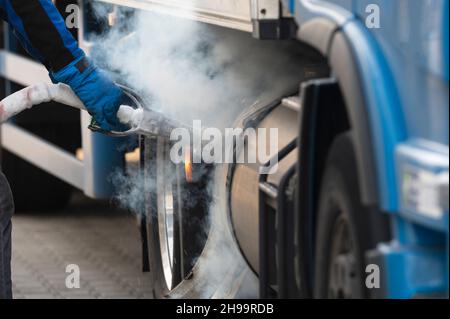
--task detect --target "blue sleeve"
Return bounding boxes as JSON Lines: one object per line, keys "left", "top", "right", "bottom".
{"left": 0, "top": 0, "right": 85, "bottom": 71}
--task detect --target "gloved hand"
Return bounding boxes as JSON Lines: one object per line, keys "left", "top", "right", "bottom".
{"left": 50, "top": 56, "right": 124, "bottom": 132}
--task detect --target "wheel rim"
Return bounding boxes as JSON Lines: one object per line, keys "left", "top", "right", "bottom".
{"left": 152, "top": 137, "right": 212, "bottom": 293}
{"left": 157, "top": 141, "right": 179, "bottom": 290}
{"left": 327, "top": 214, "right": 361, "bottom": 299}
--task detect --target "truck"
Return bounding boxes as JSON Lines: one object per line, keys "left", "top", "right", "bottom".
{"left": 0, "top": 0, "right": 448, "bottom": 299}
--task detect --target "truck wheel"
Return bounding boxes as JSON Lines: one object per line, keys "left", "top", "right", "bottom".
{"left": 142, "top": 137, "right": 210, "bottom": 298}
{"left": 1, "top": 123, "right": 78, "bottom": 211}
{"left": 313, "top": 132, "right": 386, "bottom": 299}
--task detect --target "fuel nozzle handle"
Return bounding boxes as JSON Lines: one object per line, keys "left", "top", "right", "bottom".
{"left": 0, "top": 82, "right": 142, "bottom": 137}
{"left": 0, "top": 82, "right": 184, "bottom": 138}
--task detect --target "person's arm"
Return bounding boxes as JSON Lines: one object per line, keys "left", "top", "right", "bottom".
{"left": 0, "top": 0, "right": 123, "bottom": 131}
{"left": 1, "top": 0, "right": 83, "bottom": 71}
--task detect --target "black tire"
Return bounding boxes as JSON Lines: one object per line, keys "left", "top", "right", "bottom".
{"left": 313, "top": 132, "right": 389, "bottom": 299}
{"left": 142, "top": 137, "right": 211, "bottom": 298}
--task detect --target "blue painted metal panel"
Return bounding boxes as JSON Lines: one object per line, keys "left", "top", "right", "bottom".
{"left": 293, "top": 0, "right": 448, "bottom": 218}
{"left": 281, "top": 0, "right": 296, "bottom": 13}
{"left": 352, "top": 0, "right": 449, "bottom": 145}
{"left": 443, "top": 0, "right": 449, "bottom": 81}
{"left": 293, "top": 0, "right": 408, "bottom": 211}
{"left": 295, "top": 0, "right": 353, "bottom": 25}
{"left": 90, "top": 133, "right": 125, "bottom": 198}
{"left": 293, "top": 0, "right": 449, "bottom": 298}
{"left": 375, "top": 239, "right": 448, "bottom": 298}
{"left": 343, "top": 20, "right": 407, "bottom": 212}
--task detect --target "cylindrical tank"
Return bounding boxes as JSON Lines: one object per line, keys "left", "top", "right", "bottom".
{"left": 230, "top": 97, "right": 299, "bottom": 274}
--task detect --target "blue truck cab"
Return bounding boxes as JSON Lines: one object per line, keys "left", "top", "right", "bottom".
{"left": 285, "top": 0, "right": 449, "bottom": 298}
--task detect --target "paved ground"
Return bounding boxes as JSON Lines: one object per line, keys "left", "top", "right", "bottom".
{"left": 11, "top": 193, "right": 153, "bottom": 299}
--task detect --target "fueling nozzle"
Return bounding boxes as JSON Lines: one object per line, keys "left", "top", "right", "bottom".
{"left": 92, "top": 84, "right": 191, "bottom": 137}
{"left": 86, "top": 84, "right": 143, "bottom": 137}
{"left": 116, "top": 104, "right": 191, "bottom": 138}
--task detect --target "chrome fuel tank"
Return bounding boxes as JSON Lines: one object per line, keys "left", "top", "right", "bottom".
{"left": 230, "top": 96, "right": 300, "bottom": 274}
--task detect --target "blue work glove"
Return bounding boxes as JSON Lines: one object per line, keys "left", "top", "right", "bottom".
{"left": 50, "top": 56, "right": 124, "bottom": 132}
